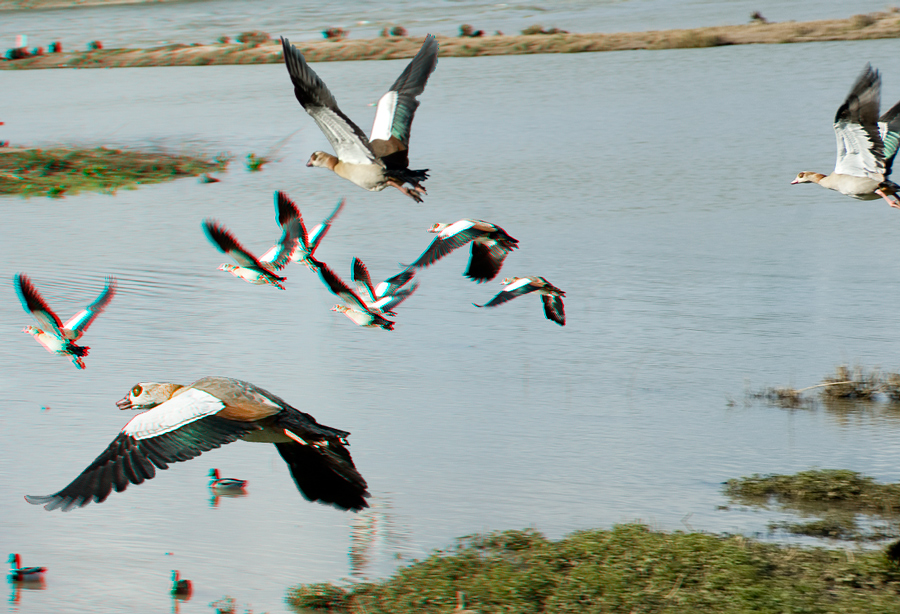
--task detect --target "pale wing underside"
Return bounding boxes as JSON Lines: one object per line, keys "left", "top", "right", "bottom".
{"left": 309, "top": 198, "right": 346, "bottom": 251}
{"left": 63, "top": 277, "right": 117, "bottom": 338}
{"left": 834, "top": 121, "right": 883, "bottom": 178}
{"left": 123, "top": 388, "right": 225, "bottom": 440}
{"left": 281, "top": 38, "right": 376, "bottom": 165}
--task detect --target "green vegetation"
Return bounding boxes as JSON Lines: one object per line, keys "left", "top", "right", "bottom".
{"left": 0, "top": 147, "right": 229, "bottom": 197}
{"left": 286, "top": 524, "right": 900, "bottom": 613}
{"left": 725, "top": 469, "right": 900, "bottom": 541}
{"left": 245, "top": 152, "right": 267, "bottom": 172}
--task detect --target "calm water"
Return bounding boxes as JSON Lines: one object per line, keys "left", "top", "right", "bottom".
{"left": 0, "top": 0, "right": 892, "bottom": 51}
{"left": 4, "top": 28, "right": 900, "bottom": 614}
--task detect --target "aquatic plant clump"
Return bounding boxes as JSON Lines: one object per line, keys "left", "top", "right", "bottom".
{"left": 0, "top": 147, "right": 229, "bottom": 197}
{"left": 287, "top": 524, "right": 900, "bottom": 613}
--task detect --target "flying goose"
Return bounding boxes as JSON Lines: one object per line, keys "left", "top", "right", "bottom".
{"left": 309, "top": 257, "right": 395, "bottom": 330}
{"left": 475, "top": 277, "right": 566, "bottom": 326}
{"left": 25, "top": 376, "right": 370, "bottom": 512}
{"left": 792, "top": 64, "right": 900, "bottom": 208}
{"left": 281, "top": 35, "right": 439, "bottom": 202}
{"left": 203, "top": 192, "right": 301, "bottom": 289}
{"left": 351, "top": 257, "right": 419, "bottom": 315}
{"left": 208, "top": 468, "right": 247, "bottom": 492}
{"left": 409, "top": 220, "right": 518, "bottom": 282}
{"left": 7, "top": 555, "right": 46, "bottom": 582}
{"left": 287, "top": 197, "right": 346, "bottom": 270}
{"left": 14, "top": 273, "right": 116, "bottom": 370}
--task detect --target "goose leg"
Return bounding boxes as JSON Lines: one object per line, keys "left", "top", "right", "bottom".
{"left": 875, "top": 188, "right": 900, "bottom": 209}
{"left": 385, "top": 179, "right": 424, "bottom": 203}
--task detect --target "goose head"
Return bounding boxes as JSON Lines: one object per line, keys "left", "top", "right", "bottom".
{"left": 791, "top": 172, "right": 824, "bottom": 185}
{"left": 8, "top": 554, "right": 19, "bottom": 568}
{"left": 307, "top": 151, "right": 338, "bottom": 169}
{"left": 428, "top": 223, "right": 450, "bottom": 234}
{"left": 218, "top": 264, "right": 238, "bottom": 273}
{"left": 331, "top": 305, "right": 350, "bottom": 314}
{"left": 116, "top": 382, "right": 183, "bottom": 411}
{"left": 21, "top": 325, "right": 40, "bottom": 336}
{"left": 500, "top": 277, "right": 518, "bottom": 285}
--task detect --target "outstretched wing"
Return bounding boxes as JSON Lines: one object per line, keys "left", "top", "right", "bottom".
{"left": 282, "top": 37, "right": 376, "bottom": 165}
{"left": 351, "top": 257, "right": 377, "bottom": 303}
{"left": 275, "top": 441, "right": 369, "bottom": 511}
{"left": 203, "top": 220, "right": 268, "bottom": 271}
{"left": 63, "top": 276, "right": 117, "bottom": 339}
{"left": 369, "top": 34, "right": 439, "bottom": 161}
{"left": 833, "top": 64, "right": 884, "bottom": 179}
{"left": 465, "top": 241, "right": 514, "bottom": 283}
{"left": 410, "top": 220, "right": 481, "bottom": 269}
{"left": 879, "top": 98, "right": 900, "bottom": 177}
{"left": 374, "top": 268, "right": 415, "bottom": 298}
{"left": 541, "top": 295, "right": 566, "bottom": 326}
{"left": 312, "top": 258, "right": 373, "bottom": 314}
{"left": 308, "top": 198, "right": 346, "bottom": 252}
{"left": 474, "top": 278, "right": 536, "bottom": 309}
{"left": 25, "top": 389, "right": 254, "bottom": 512}
{"left": 14, "top": 273, "right": 65, "bottom": 337}
{"left": 372, "top": 281, "right": 419, "bottom": 313}
{"left": 259, "top": 192, "right": 302, "bottom": 270}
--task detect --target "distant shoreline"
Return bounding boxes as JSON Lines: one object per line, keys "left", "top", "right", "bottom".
{"left": 2, "top": 11, "right": 900, "bottom": 70}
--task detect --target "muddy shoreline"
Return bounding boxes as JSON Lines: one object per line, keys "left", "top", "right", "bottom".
{"left": 2, "top": 11, "right": 899, "bottom": 70}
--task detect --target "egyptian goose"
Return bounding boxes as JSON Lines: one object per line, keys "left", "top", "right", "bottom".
{"left": 14, "top": 273, "right": 116, "bottom": 370}
{"left": 792, "top": 64, "right": 900, "bottom": 208}
{"left": 203, "top": 191, "right": 301, "bottom": 289}
{"left": 410, "top": 220, "right": 518, "bottom": 282}
{"left": 308, "top": 257, "right": 395, "bottom": 330}
{"left": 7, "top": 554, "right": 46, "bottom": 582}
{"left": 281, "top": 35, "right": 438, "bottom": 202}
{"left": 289, "top": 197, "right": 346, "bottom": 270}
{"left": 475, "top": 277, "right": 565, "bottom": 326}
{"left": 208, "top": 468, "right": 247, "bottom": 492}
{"left": 25, "top": 376, "right": 369, "bottom": 511}
{"left": 171, "top": 570, "right": 192, "bottom": 597}
{"left": 351, "top": 257, "right": 419, "bottom": 315}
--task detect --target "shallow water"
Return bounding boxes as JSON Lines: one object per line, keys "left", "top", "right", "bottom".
{"left": 0, "top": 0, "right": 891, "bottom": 53}
{"left": 4, "top": 32, "right": 900, "bottom": 614}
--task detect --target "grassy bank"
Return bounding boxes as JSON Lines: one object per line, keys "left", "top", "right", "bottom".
{"left": 286, "top": 524, "right": 900, "bottom": 613}
{"left": 751, "top": 364, "right": 900, "bottom": 409}
{"left": 0, "top": 146, "right": 229, "bottom": 197}
{"left": 4, "top": 11, "right": 900, "bottom": 70}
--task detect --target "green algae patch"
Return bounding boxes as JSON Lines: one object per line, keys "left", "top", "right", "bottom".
{"left": 0, "top": 146, "right": 229, "bottom": 197}
{"left": 286, "top": 524, "right": 900, "bottom": 613}
{"left": 725, "top": 470, "right": 900, "bottom": 541}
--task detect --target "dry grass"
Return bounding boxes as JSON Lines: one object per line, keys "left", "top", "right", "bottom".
{"left": 5, "top": 11, "right": 900, "bottom": 70}
{"left": 750, "top": 364, "right": 900, "bottom": 409}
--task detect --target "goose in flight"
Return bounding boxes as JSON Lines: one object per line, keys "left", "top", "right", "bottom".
{"left": 288, "top": 197, "right": 346, "bottom": 270}
{"left": 281, "top": 35, "right": 438, "bottom": 202}
{"left": 309, "top": 257, "right": 395, "bottom": 330}
{"left": 25, "top": 376, "right": 369, "bottom": 512}
{"left": 792, "top": 64, "right": 900, "bottom": 208}
{"left": 14, "top": 273, "right": 116, "bottom": 370}
{"left": 475, "top": 277, "right": 566, "bottom": 326}
{"left": 409, "top": 219, "right": 518, "bottom": 282}
{"left": 351, "top": 257, "right": 419, "bottom": 316}
{"left": 203, "top": 191, "right": 301, "bottom": 289}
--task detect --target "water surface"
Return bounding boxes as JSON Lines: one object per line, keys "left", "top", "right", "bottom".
{"left": 4, "top": 36, "right": 900, "bottom": 614}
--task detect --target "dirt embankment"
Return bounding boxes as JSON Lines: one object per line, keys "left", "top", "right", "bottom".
{"left": 2, "top": 11, "right": 900, "bottom": 70}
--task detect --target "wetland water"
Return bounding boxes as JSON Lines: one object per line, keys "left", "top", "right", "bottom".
{"left": 5, "top": 36, "right": 900, "bottom": 614}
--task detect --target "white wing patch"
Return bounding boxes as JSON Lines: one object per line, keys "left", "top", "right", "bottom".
{"left": 123, "top": 388, "right": 225, "bottom": 440}
{"left": 834, "top": 121, "right": 883, "bottom": 179}
{"left": 441, "top": 219, "right": 477, "bottom": 238}
{"left": 310, "top": 109, "right": 376, "bottom": 165}
{"left": 370, "top": 91, "right": 398, "bottom": 142}
{"left": 503, "top": 278, "right": 534, "bottom": 293}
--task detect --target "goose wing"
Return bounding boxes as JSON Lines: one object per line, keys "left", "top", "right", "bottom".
{"left": 351, "top": 257, "right": 377, "bottom": 304}
{"left": 62, "top": 276, "right": 117, "bottom": 339}
{"left": 281, "top": 37, "right": 376, "bottom": 165}
{"left": 369, "top": 35, "right": 439, "bottom": 160}
{"left": 14, "top": 273, "right": 65, "bottom": 338}
{"left": 879, "top": 98, "right": 900, "bottom": 177}
{"left": 25, "top": 389, "right": 256, "bottom": 511}
{"left": 833, "top": 64, "right": 885, "bottom": 179}
{"left": 308, "top": 198, "right": 346, "bottom": 252}
{"left": 259, "top": 192, "right": 302, "bottom": 270}
{"left": 372, "top": 281, "right": 419, "bottom": 313}
{"left": 374, "top": 268, "right": 415, "bottom": 298}
{"left": 312, "top": 258, "right": 374, "bottom": 314}
{"left": 410, "top": 220, "right": 482, "bottom": 269}
{"left": 203, "top": 220, "right": 269, "bottom": 271}
{"left": 474, "top": 277, "right": 537, "bottom": 309}
{"left": 541, "top": 294, "right": 566, "bottom": 326}
{"left": 465, "top": 239, "right": 517, "bottom": 283}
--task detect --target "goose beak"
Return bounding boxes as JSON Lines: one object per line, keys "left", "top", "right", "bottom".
{"left": 116, "top": 397, "right": 133, "bottom": 410}
{"left": 306, "top": 160, "right": 313, "bottom": 168}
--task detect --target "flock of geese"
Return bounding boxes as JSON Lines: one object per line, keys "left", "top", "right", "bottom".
{"left": 10, "top": 33, "right": 900, "bottom": 593}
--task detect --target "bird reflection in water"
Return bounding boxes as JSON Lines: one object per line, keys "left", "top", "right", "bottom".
{"left": 209, "top": 490, "right": 248, "bottom": 508}
{"left": 348, "top": 497, "right": 413, "bottom": 577}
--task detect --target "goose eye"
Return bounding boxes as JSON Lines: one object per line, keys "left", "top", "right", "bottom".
{"left": 132, "top": 385, "right": 143, "bottom": 397}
